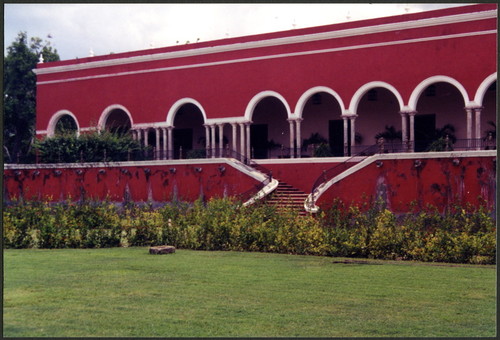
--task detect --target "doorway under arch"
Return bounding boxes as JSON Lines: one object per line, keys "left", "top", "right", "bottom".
{"left": 250, "top": 96, "right": 290, "bottom": 159}
{"left": 355, "top": 87, "right": 402, "bottom": 154}
{"left": 415, "top": 82, "right": 465, "bottom": 152}
{"left": 301, "top": 91, "right": 343, "bottom": 156}
{"left": 172, "top": 103, "right": 206, "bottom": 159}
{"left": 481, "top": 81, "right": 496, "bottom": 144}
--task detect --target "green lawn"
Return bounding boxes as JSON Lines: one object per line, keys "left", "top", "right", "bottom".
{"left": 3, "top": 248, "right": 496, "bottom": 337}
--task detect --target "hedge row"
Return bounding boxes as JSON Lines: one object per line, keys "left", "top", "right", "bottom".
{"left": 3, "top": 198, "right": 496, "bottom": 264}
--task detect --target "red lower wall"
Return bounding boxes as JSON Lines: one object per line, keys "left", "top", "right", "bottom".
{"left": 4, "top": 154, "right": 496, "bottom": 214}
{"left": 3, "top": 161, "right": 261, "bottom": 204}
{"left": 316, "top": 155, "right": 496, "bottom": 213}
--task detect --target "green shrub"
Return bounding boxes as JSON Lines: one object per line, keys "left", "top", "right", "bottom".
{"left": 2, "top": 198, "right": 496, "bottom": 264}
{"left": 33, "top": 131, "right": 149, "bottom": 163}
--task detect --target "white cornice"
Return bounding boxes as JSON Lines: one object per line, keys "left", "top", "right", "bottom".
{"left": 33, "top": 9, "right": 496, "bottom": 76}
{"left": 36, "top": 29, "right": 496, "bottom": 86}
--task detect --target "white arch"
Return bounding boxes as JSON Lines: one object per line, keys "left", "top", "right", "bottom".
{"left": 244, "top": 90, "right": 292, "bottom": 121}
{"left": 294, "top": 86, "right": 346, "bottom": 119}
{"left": 47, "top": 110, "right": 80, "bottom": 137}
{"left": 348, "top": 81, "right": 405, "bottom": 115}
{"left": 98, "top": 104, "right": 134, "bottom": 131}
{"left": 166, "top": 98, "right": 207, "bottom": 127}
{"left": 474, "top": 73, "right": 497, "bottom": 107}
{"left": 408, "top": 75, "right": 470, "bottom": 111}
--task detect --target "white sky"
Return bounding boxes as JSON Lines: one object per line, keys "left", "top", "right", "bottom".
{"left": 4, "top": 3, "right": 468, "bottom": 61}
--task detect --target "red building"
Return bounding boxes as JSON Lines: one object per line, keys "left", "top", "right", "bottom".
{"left": 5, "top": 3, "right": 497, "bottom": 213}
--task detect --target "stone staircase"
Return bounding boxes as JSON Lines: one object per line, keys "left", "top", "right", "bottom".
{"left": 265, "top": 180, "right": 309, "bottom": 216}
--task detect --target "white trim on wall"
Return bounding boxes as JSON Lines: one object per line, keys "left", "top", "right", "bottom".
{"left": 166, "top": 98, "right": 207, "bottom": 126}
{"left": 34, "top": 9, "right": 496, "bottom": 76}
{"left": 348, "top": 81, "right": 405, "bottom": 115}
{"left": 474, "top": 72, "right": 497, "bottom": 107}
{"left": 244, "top": 90, "right": 293, "bottom": 121}
{"left": 294, "top": 86, "right": 346, "bottom": 119}
{"left": 36, "top": 30, "right": 496, "bottom": 86}
{"left": 47, "top": 110, "right": 80, "bottom": 137}
{"left": 98, "top": 104, "right": 134, "bottom": 131}
{"left": 408, "top": 75, "right": 470, "bottom": 111}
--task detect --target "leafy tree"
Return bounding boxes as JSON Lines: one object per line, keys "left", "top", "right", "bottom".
{"left": 3, "top": 31, "right": 60, "bottom": 162}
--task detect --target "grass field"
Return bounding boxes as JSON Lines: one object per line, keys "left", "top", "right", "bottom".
{"left": 3, "top": 248, "right": 496, "bottom": 337}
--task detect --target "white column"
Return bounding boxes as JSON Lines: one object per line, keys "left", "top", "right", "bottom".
{"left": 400, "top": 112, "right": 408, "bottom": 151}
{"left": 239, "top": 123, "right": 246, "bottom": 162}
{"left": 295, "top": 118, "right": 302, "bottom": 159}
{"left": 155, "top": 128, "right": 161, "bottom": 160}
{"left": 167, "top": 127, "right": 173, "bottom": 159}
{"left": 350, "top": 115, "right": 357, "bottom": 154}
{"left": 144, "top": 128, "right": 149, "bottom": 147}
{"left": 288, "top": 119, "right": 295, "bottom": 159}
{"left": 231, "top": 123, "right": 238, "bottom": 158}
{"left": 162, "top": 128, "right": 167, "bottom": 160}
{"left": 218, "top": 124, "right": 224, "bottom": 157}
{"left": 409, "top": 112, "right": 416, "bottom": 152}
{"left": 474, "top": 107, "right": 482, "bottom": 140}
{"left": 474, "top": 107, "right": 483, "bottom": 150}
{"left": 204, "top": 124, "right": 211, "bottom": 158}
{"left": 342, "top": 115, "right": 349, "bottom": 156}
{"left": 465, "top": 107, "right": 473, "bottom": 140}
{"left": 210, "top": 125, "right": 216, "bottom": 159}
{"left": 246, "top": 122, "right": 251, "bottom": 160}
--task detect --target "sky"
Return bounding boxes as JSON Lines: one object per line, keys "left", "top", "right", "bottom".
{"left": 4, "top": 3, "right": 468, "bottom": 61}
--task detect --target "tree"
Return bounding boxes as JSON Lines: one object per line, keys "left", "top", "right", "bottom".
{"left": 3, "top": 31, "right": 59, "bottom": 162}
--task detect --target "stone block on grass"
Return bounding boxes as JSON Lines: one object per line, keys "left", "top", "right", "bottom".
{"left": 149, "top": 245, "right": 176, "bottom": 255}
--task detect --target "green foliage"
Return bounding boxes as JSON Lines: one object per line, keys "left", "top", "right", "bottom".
{"left": 303, "top": 132, "right": 328, "bottom": 149}
{"left": 33, "top": 131, "right": 149, "bottom": 163}
{"left": 3, "top": 198, "right": 496, "bottom": 264}
{"left": 186, "top": 149, "right": 206, "bottom": 159}
{"left": 4, "top": 32, "right": 60, "bottom": 162}
{"left": 313, "top": 143, "right": 333, "bottom": 157}
{"left": 375, "top": 125, "right": 402, "bottom": 141}
{"left": 426, "top": 137, "right": 453, "bottom": 151}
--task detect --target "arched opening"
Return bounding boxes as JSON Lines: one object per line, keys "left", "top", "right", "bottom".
{"left": 415, "top": 82, "right": 465, "bottom": 152}
{"left": 301, "top": 92, "right": 343, "bottom": 156}
{"left": 356, "top": 87, "right": 402, "bottom": 153}
{"left": 481, "top": 81, "right": 496, "bottom": 146}
{"left": 173, "top": 103, "right": 205, "bottom": 159}
{"left": 54, "top": 114, "right": 78, "bottom": 136}
{"left": 104, "top": 108, "right": 132, "bottom": 136}
{"left": 250, "top": 96, "right": 289, "bottom": 159}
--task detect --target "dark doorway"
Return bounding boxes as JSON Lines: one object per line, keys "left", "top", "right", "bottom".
{"left": 250, "top": 124, "right": 268, "bottom": 159}
{"left": 329, "top": 120, "right": 350, "bottom": 156}
{"left": 173, "top": 128, "right": 193, "bottom": 158}
{"left": 414, "top": 114, "right": 436, "bottom": 152}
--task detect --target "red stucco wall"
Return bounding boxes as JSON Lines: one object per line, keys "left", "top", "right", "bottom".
{"left": 3, "top": 162, "right": 261, "bottom": 203}
{"left": 34, "top": 4, "right": 497, "bottom": 134}
{"left": 4, "top": 154, "right": 495, "bottom": 214}
{"left": 316, "top": 154, "right": 496, "bottom": 213}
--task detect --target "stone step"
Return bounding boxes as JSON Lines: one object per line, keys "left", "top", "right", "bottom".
{"left": 265, "top": 179, "right": 309, "bottom": 216}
